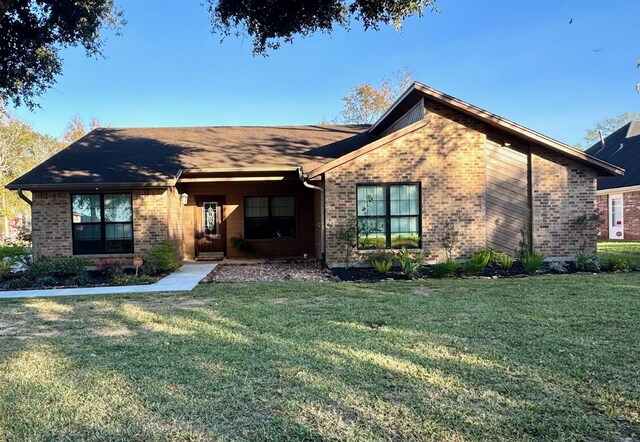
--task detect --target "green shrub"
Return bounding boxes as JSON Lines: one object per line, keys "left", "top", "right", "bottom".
{"left": 0, "top": 260, "right": 12, "bottom": 280}
{"left": 0, "top": 245, "right": 29, "bottom": 262}
{"left": 113, "top": 274, "right": 156, "bottom": 286}
{"left": 230, "top": 236, "right": 253, "bottom": 253}
{"left": 143, "top": 241, "right": 181, "bottom": 275}
{"left": 491, "top": 252, "right": 515, "bottom": 269}
{"left": 432, "top": 259, "right": 460, "bottom": 278}
{"left": 33, "top": 276, "right": 60, "bottom": 288}
{"left": 371, "top": 258, "right": 393, "bottom": 275}
{"left": 97, "top": 258, "right": 125, "bottom": 278}
{"left": 66, "top": 272, "right": 91, "bottom": 286}
{"left": 51, "top": 257, "right": 91, "bottom": 278}
{"left": 522, "top": 251, "right": 545, "bottom": 274}
{"left": 463, "top": 250, "right": 491, "bottom": 276}
{"left": 25, "top": 257, "right": 91, "bottom": 281}
{"left": 397, "top": 247, "right": 424, "bottom": 279}
{"left": 574, "top": 251, "right": 601, "bottom": 272}
{"left": 600, "top": 255, "right": 630, "bottom": 272}
{"left": 25, "top": 259, "right": 55, "bottom": 280}
{"left": 2, "top": 277, "right": 29, "bottom": 290}
{"left": 369, "top": 252, "right": 394, "bottom": 275}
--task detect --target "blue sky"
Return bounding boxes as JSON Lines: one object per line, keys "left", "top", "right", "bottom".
{"left": 10, "top": 0, "right": 640, "bottom": 145}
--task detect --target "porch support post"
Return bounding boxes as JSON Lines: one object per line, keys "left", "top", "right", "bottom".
{"left": 298, "top": 168, "right": 325, "bottom": 264}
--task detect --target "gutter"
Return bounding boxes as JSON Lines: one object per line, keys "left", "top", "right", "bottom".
{"left": 298, "top": 168, "right": 325, "bottom": 263}
{"left": 17, "top": 189, "right": 32, "bottom": 206}
{"left": 5, "top": 181, "right": 171, "bottom": 191}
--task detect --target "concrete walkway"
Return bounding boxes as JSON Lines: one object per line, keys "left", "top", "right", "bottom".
{"left": 0, "top": 263, "right": 217, "bottom": 299}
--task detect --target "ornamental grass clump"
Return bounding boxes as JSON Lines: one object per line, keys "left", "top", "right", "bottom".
{"left": 574, "top": 251, "right": 601, "bottom": 272}
{"left": 491, "top": 252, "right": 515, "bottom": 269}
{"left": 369, "top": 252, "right": 394, "bottom": 275}
{"left": 397, "top": 247, "right": 423, "bottom": 279}
{"left": 463, "top": 249, "right": 491, "bottom": 276}
{"left": 432, "top": 259, "right": 460, "bottom": 278}
{"left": 522, "top": 251, "right": 545, "bottom": 275}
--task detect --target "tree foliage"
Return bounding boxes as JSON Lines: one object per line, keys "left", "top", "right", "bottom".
{"left": 61, "top": 115, "right": 104, "bottom": 145}
{"left": 0, "top": 108, "right": 102, "bottom": 239}
{"left": 0, "top": 106, "right": 63, "bottom": 236}
{"left": 334, "top": 68, "right": 414, "bottom": 124}
{"left": 206, "top": 0, "right": 437, "bottom": 55}
{"left": 576, "top": 112, "right": 640, "bottom": 149}
{"left": 0, "top": 0, "right": 125, "bottom": 109}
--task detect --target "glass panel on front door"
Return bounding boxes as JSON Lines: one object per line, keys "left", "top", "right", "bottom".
{"left": 203, "top": 202, "right": 219, "bottom": 236}
{"left": 611, "top": 198, "right": 623, "bottom": 227}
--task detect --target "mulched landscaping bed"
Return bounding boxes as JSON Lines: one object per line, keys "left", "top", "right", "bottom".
{"left": 203, "top": 260, "right": 585, "bottom": 284}
{"left": 0, "top": 268, "right": 162, "bottom": 291}
{"left": 202, "top": 260, "right": 334, "bottom": 283}
{"left": 332, "top": 261, "right": 580, "bottom": 282}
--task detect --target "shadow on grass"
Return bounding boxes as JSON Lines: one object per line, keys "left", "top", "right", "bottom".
{"left": 0, "top": 275, "right": 639, "bottom": 440}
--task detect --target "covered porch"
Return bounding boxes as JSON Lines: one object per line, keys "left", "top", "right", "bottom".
{"left": 176, "top": 168, "right": 322, "bottom": 261}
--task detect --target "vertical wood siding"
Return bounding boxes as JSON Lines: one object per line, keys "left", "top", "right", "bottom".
{"left": 485, "top": 140, "right": 530, "bottom": 255}
{"left": 381, "top": 99, "right": 425, "bottom": 136}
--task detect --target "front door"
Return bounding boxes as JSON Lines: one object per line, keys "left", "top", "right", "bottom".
{"left": 609, "top": 194, "right": 624, "bottom": 239}
{"left": 195, "top": 196, "right": 225, "bottom": 258}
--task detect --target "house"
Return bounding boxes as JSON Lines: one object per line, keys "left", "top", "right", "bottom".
{"left": 586, "top": 120, "right": 640, "bottom": 240}
{"left": 8, "top": 82, "right": 622, "bottom": 266}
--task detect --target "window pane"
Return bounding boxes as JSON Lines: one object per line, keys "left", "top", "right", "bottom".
{"left": 203, "top": 202, "right": 218, "bottom": 235}
{"left": 611, "top": 198, "right": 623, "bottom": 226}
{"left": 357, "top": 185, "right": 386, "bottom": 216}
{"left": 104, "top": 194, "right": 132, "bottom": 222}
{"left": 245, "top": 217, "right": 270, "bottom": 239}
{"left": 72, "top": 194, "right": 101, "bottom": 223}
{"left": 245, "top": 197, "right": 269, "bottom": 218}
{"left": 357, "top": 217, "right": 386, "bottom": 249}
{"left": 271, "top": 217, "right": 296, "bottom": 238}
{"left": 106, "top": 223, "right": 133, "bottom": 240}
{"left": 73, "top": 224, "right": 102, "bottom": 254}
{"left": 106, "top": 239, "right": 133, "bottom": 253}
{"left": 390, "top": 216, "right": 420, "bottom": 248}
{"left": 271, "top": 196, "right": 294, "bottom": 217}
{"left": 390, "top": 184, "right": 419, "bottom": 216}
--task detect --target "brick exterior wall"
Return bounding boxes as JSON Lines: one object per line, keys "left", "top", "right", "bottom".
{"left": 132, "top": 189, "right": 171, "bottom": 256}
{"left": 31, "top": 191, "right": 73, "bottom": 259}
{"left": 531, "top": 147, "right": 598, "bottom": 256}
{"left": 596, "top": 194, "right": 609, "bottom": 239}
{"left": 166, "top": 187, "right": 185, "bottom": 258}
{"left": 622, "top": 192, "right": 640, "bottom": 241}
{"left": 596, "top": 191, "right": 640, "bottom": 241}
{"left": 323, "top": 101, "right": 601, "bottom": 266}
{"left": 324, "top": 101, "right": 487, "bottom": 265}
{"left": 29, "top": 103, "right": 602, "bottom": 264}
{"left": 31, "top": 188, "right": 175, "bottom": 260}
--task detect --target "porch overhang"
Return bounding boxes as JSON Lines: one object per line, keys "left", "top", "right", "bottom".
{"left": 176, "top": 167, "right": 301, "bottom": 183}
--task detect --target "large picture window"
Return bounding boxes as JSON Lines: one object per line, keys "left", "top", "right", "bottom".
{"left": 72, "top": 194, "right": 134, "bottom": 254}
{"left": 244, "top": 196, "right": 296, "bottom": 239}
{"left": 356, "top": 183, "right": 421, "bottom": 249}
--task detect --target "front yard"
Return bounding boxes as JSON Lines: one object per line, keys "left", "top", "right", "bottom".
{"left": 0, "top": 274, "right": 638, "bottom": 441}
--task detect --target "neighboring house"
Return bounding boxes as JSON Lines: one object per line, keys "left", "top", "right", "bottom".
{"left": 8, "top": 82, "right": 622, "bottom": 266}
{"left": 586, "top": 120, "right": 640, "bottom": 240}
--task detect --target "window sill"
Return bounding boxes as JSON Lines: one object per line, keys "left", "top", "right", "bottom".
{"left": 73, "top": 253, "right": 136, "bottom": 258}
{"left": 245, "top": 237, "right": 298, "bottom": 242}
{"left": 356, "top": 248, "right": 425, "bottom": 253}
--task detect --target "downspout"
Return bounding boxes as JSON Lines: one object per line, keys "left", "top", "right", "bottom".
{"left": 298, "top": 168, "right": 325, "bottom": 263}
{"left": 17, "top": 189, "right": 32, "bottom": 206}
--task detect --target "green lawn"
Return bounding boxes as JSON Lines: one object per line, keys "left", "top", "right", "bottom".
{"left": 0, "top": 275, "right": 639, "bottom": 441}
{"left": 598, "top": 241, "right": 640, "bottom": 270}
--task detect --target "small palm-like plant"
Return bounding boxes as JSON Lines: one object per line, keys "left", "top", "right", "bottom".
{"left": 397, "top": 247, "right": 423, "bottom": 279}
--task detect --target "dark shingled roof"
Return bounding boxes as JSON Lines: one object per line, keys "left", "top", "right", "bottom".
{"left": 585, "top": 120, "right": 640, "bottom": 190}
{"left": 8, "top": 125, "right": 374, "bottom": 189}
